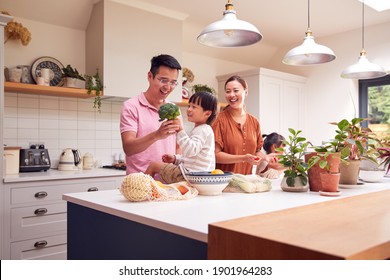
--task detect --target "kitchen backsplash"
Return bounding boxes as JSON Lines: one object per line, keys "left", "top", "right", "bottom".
{"left": 4, "top": 92, "right": 124, "bottom": 167}
{"left": 3, "top": 92, "right": 194, "bottom": 168}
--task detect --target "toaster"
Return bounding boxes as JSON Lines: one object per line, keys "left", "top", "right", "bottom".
{"left": 19, "top": 145, "right": 51, "bottom": 172}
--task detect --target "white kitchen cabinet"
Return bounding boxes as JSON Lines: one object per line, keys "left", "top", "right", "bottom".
{"left": 217, "top": 68, "right": 307, "bottom": 138}
{"left": 2, "top": 176, "right": 123, "bottom": 260}
{"left": 86, "top": 1, "right": 183, "bottom": 102}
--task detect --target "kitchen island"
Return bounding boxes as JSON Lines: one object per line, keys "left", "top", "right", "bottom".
{"left": 63, "top": 177, "right": 390, "bottom": 260}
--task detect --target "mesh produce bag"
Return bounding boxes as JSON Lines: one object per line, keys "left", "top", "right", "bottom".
{"left": 120, "top": 173, "right": 198, "bottom": 202}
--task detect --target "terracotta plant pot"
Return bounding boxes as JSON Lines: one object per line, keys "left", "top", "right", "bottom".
{"left": 339, "top": 160, "right": 361, "bottom": 185}
{"left": 320, "top": 172, "right": 340, "bottom": 192}
{"left": 305, "top": 152, "right": 341, "bottom": 192}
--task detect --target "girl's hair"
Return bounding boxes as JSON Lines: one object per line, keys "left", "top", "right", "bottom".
{"left": 262, "top": 132, "right": 285, "bottom": 154}
{"left": 224, "top": 75, "right": 248, "bottom": 90}
{"left": 189, "top": 91, "right": 218, "bottom": 125}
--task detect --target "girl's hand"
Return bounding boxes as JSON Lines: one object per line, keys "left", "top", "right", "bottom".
{"left": 162, "top": 154, "right": 175, "bottom": 163}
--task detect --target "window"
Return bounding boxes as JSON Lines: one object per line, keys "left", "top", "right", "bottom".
{"left": 359, "top": 75, "right": 390, "bottom": 139}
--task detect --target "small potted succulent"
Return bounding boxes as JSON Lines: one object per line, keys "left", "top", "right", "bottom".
{"left": 62, "top": 65, "right": 85, "bottom": 89}
{"left": 276, "top": 128, "right": 318, "bottom": 192}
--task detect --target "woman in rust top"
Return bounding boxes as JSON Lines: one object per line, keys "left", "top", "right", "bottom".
{"left": 212, "top": 75, "right": 275, "bottom": 175}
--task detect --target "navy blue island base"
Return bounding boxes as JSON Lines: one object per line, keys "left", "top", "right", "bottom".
{"left": 67, "top": 203, "right": 207, "bottom": 260}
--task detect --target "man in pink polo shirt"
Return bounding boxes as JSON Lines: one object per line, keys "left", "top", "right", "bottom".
{"left": 120, "top": 54, "right": 182, "bottom": 175}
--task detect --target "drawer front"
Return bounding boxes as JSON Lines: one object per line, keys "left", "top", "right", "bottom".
{"left": 11, "top": 179, "right": 119, "bottom": 205}
{"left": 11, "top": 234, "right": 67, "bottom": 260}
{"left": 11, "top": 203, "right": 67, "bottom": 241}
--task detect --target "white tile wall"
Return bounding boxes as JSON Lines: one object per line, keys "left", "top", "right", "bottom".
{"left": 3, "top": 93, "right": 124, "bottom": 167}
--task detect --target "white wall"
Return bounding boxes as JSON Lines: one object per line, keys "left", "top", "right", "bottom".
{"left": 5, "top": 18, "right": 86, "bottom": 74}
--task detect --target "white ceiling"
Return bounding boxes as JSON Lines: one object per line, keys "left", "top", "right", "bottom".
{"left": 2, "top": 0, "right": 390, "bottom": 66}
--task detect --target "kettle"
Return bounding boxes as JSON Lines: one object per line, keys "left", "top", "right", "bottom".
{"left": 58, "top": 148, "right": 82, "bottom": 171}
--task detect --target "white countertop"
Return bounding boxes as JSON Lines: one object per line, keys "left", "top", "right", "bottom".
{"left": 3, "top": 168, "right": 126, "bottom": 183}
{"left": 63, "top": 177, "right": 390, "bottom": 243}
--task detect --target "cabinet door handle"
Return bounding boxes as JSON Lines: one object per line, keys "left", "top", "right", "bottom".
{"left": 34, "top": 191, "right": 48, "bottom": 198}
{"left": 34, "top": 240, "right": 48, "bottom": 248}
{"left": 34, "top": 208, "right": 48, "bottom": 215}
{"left": 88, "top": 187, "right": 99, "bottom": 192}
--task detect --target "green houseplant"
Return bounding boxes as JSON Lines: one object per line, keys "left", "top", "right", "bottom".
{"left": 192, "top": 84, "right": 216, "bottom": 96}
{"left": 84, "top": 68, "right": 103, "bottom": 112}
{"left": 318, "top": 117, "right": 375, "bottom": 185}
{"left": 62, "top": 65, "right": 85, "bottom": 88}
{"left": 276, "top": 128, "right": 318, "bottom": 191}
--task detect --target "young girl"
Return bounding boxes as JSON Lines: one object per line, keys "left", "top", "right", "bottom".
{"left": 145, "top": 91, "right": 218, "bottom": 183}
{"left": 256, "top": 132, "right": 286, "bottom": 179}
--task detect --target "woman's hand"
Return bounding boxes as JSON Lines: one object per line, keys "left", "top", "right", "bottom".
{"left": 162, "top": 154, "right": 175, "bottom": 163}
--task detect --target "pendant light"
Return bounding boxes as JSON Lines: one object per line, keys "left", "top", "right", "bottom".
{"left": 197, "top": 0, "right": 262, "bottom": 48}
{"left": 283, "top": 0, "right": 336, "bottom": 66}
{"left": 341, "top": 0, "right": 386, "bottom": 79}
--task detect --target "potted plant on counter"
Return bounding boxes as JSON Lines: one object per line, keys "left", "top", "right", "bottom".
{"left": 62, "top": 64, "right": 85, "bottom": 88}
{"left": 276, "top": 128, "right": 318, "bottom": 192}
{"left": 307, "top": 151, "right": 341, "bottom": 194}
{"left": 331, "top": 118, "right": 378, "bottom": 185}
{"left": 360, "top": 136, "right": 390, "bottom": 182}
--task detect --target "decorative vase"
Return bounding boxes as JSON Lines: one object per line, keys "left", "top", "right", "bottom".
{"left": 339, "top": 159, "right": 361, "bottom": 185}
{"left": 320, "top": 172, "right": 340, "bottom": 192}
{"left": 280, "top": 177, "right": 309, "bottom": 192}
{"left": 305, "top": 152, "right": 341, "bottom": 192}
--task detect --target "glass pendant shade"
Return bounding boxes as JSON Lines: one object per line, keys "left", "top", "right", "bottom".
{"left": 283, "top": 30, "right": 336, "bottom": 65}
{"left": 341, "top": 49, "right": 387, "bottom": 79}
{"left": 197, "top": 1, "right": 262, "bottom": 48}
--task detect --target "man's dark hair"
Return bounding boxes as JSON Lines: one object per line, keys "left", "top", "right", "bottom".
{"left": 150, "top": 54, "right": 182, "bottom": 77}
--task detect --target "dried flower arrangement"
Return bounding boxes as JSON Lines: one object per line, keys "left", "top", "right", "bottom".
{"left": 2, "top": 11, "right": 32, "bottom": 46}
{"left": 182, "top": 67, "right": 195, "bottom": 85}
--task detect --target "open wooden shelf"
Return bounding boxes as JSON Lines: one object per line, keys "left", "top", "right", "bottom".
{"left": 4, "top": 82, "right": 101, "bottom": 99}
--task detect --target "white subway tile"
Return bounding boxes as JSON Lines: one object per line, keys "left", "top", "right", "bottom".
{"left": 59, "top": 129, "right": 77, "bottom": 140}
{"left": 4, "top": 107, "right": 17, "bottom": 118}
{"left": 40, "top": 98, "right": 60, "bottom": 110}
{"left": 95, "top": 130, "right": 111, "bottom": 140}
{"left": 59, "top": 110, "right": 77, "bottom": 120}
{"left": 18, "top": 96, "right": 39, "bottom": 108}
{"left": 17, "top": 108, "right": 39, "bottom": 118}
{"left": 59, "top": 139, "right": 78, "bottom": 149}
{"left": 78, "top": 129, "right": 95, "bottom": 140}
{"left": 18, "top": 118, "right": 39, "bottom": 129}
{"left": 60, "top": 99, "right": 78, "bottom": 111}
{"left": 4, "top": 95, "right": 17, "bottom": 107}
{"left": 39, "top": 119, "right": 59, "bottom": 129}
{"left": 18, "top": 128, "right": 39, "bottom": 139}
{"left": 78, "top": 111, "right": 95, "bottom": 120}
{"left": 78, "top": 120, "right": 95, "bottom": 130}
{"left": 59, "top": 120, "right": 77, "bottom": 130}
{"left": 95, "top": 121, "right": 111, "bottom": 131}
{"left": 40, "top": 109, "right": 59, "bottom": 119}
{"left": 3, "top": 128, "right": 17, "bottom": 139}
{"left": 39, "top": 129, "right": 59, "bottom": 139}
{"left": 78, "top": 139, "right": 96, "bottom": 149}
{"left": 4, "top": 118, "right": 17, "bottom": 129}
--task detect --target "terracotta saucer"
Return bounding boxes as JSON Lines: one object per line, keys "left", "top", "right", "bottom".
{"left": 319, "top": 190, "right": 342, "bottom": 197}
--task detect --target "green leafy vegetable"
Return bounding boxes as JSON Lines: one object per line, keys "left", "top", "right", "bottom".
{"left": 158, "top": 103, "right": 180, "bottom": 121}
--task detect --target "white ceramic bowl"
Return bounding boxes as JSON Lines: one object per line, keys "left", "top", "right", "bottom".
{"left": 185, "top": 172, "right": 233, "bottom": 195}
{"left": 359, "top": 169, "right": 386, "bottom": 182}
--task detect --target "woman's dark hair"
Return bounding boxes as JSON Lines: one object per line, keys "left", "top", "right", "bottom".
{"left": 224, "top": 75, "right": 248, "bottom": 90}
{"left": 262, "top": 132, "right": 285, "bottom": 154}
{"left": 189, "top": 91, "right": 218, "bottom": 125}
{"left": 150, "top": 54, "right": 182, "bottom": 77}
